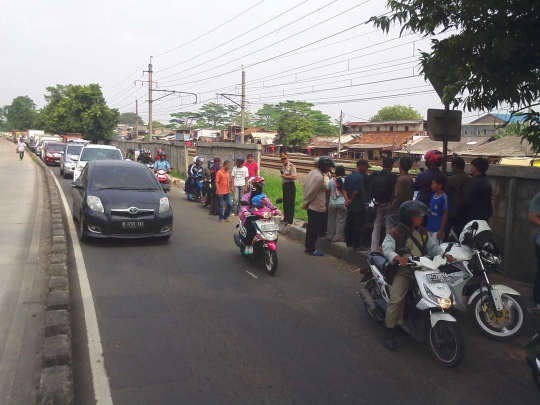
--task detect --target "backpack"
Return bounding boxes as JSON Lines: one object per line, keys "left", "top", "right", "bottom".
{"left": 369, "top": 170, "right": 397, "bottom": 204}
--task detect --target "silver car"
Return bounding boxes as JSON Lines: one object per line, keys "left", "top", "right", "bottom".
{"left": 60, "top": 142, "right": 86, "bottom": 178}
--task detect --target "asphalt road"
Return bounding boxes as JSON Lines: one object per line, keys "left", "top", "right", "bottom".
{"left": 50, "top": 164, "right": 538, "bottom": 405}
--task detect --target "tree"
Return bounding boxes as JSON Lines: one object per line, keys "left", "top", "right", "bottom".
{"left": 0, "top": 106, "right": 9, "bottom": 130}
{"left": 38, "top": 84, "right": 119, "bottom": 141}
{"left": 370, "top": 104, "right": 423, "bottom": 121}
{"left": 495, "top": 121, "right": 524, "bottom": 139}
{"left": 5, "top": 96, "right": 38, "bottom": 130}
{"left": 254, "top": 104, "right": 280, "bottom": 129}
{"left": 152, "top": 121, "right": 164, "bottom": 128}
{"left": 196, "top": 103, "right": 229, "bottom": 128}
{"left": 279, "top": 113, "right": 315, "bottom": 147}
{"left": 118, "top": 112, "right": 143, "bottom": 125}
{"left": 169, "top": 111, "right": 200, "bottom": 128}
{"left": 370, "top": 0, "right": 540, "bottom": 152}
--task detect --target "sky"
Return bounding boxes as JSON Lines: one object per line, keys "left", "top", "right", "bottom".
{"left": 1, "top": 0, "right": 496, "bottom": 125}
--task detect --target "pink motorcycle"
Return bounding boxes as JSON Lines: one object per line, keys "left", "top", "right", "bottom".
{"left": 234, "top": 199, "right": 282, "bottom": 275}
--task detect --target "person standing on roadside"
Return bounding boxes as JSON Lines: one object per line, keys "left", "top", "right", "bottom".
{"left": 326, "top": 166, "right": 347, "bottom": 243}
{"left": 389, "top": 157, "right": 414, "bottom": 213}
{"left": 367, "top": 157, "right": 397, "bottom": 252}
{"left": 16, "top": 139, "right": 26, "bottom": 160}
{"left": 343, "top": 160, "right": 369, "bottom": 251}
{"left": 426, "top": 174, "right": 449, "bottom": 245}
{"left": 244, "top": 153, "right": 259, "bottom": 178}
{"left": 280, "top": 153, "right": 297, "bottom": 225}
{"left": 528, "top": 192, "right": 540, "bottom": 310}
{"left": 414, "top": 150, "right": 445, "bottom": 208}
{"left": 209, "top": 157, "right": 222, "bottom": 216}
{"left": 303, "top": 156, "right": 335, "bottom": 256}
{"left": 446, "top": 157, "right": 470, "bottom": 236}
{"left": 230, "top": 157, "right": 249, "bottom": 216}
{"left": 459, "top": 157, "right": 493, "bottom": 224}
{"left": 216, "top": 160, "right": 232, "bottom": 223}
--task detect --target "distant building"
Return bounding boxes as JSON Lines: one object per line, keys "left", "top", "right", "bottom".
{"left": 343, "top": 120, "right": 427, "bottom": 135}
{"left": 461, "top": 113, "right": 527, "bottom": 137}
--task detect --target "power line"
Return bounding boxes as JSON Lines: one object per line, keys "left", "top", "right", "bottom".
{"left": 110, "top": 86, "right": 146, "bottom": 108}
{"left": 104, "top": 59, "right": 149, "bottom": 92}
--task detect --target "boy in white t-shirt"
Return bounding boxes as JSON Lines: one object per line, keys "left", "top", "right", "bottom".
{"left": 230, "top": 157, "right": 249, "bottom": 215}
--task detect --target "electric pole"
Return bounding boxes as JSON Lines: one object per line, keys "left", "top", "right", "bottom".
{"left": 135, "top": 99, "right": 138, "bottom": 140}
{"left": 241, "top": 68, "right": 246, "bottom": 143}
{"left": 337, "top": 110, "right": 343, "bottom": 155}
{"left": 146, "top": 58, "right": 153, "bottom": 141}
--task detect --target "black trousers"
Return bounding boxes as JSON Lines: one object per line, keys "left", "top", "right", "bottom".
{"left": 344, "top": 210, "right": 366, "bottom": 249}
{"left": 282, "top": 182, "right": 296, "bottom": 223}
{"left": 19, "top": 151, "right": 24, "bottom": 160}
{"left": 305, "top": 209, "right": 327, "bottom": 252}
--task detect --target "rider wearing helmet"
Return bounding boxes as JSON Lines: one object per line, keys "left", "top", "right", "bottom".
{"left": 153, "top": 152, "right": 172, "bottom": 183}
{"left": 239, "top": 176, "right": 282, "bottom": 255}
{"left": 382, "top": 200, "right": 454, "bottom": 350}
{"left": 155, "top": 148, "right": 163, "bottom": 162}
{"left": 186, "top": 156, "right": 204, "bottom": 200}
{"left": 138, "top": 149, "right": 154, "bottom": 164}
{"left": 302, "top": 156, "right": 336, "bottom": 256}
{"left": 413, "top": 150, "right": 445, "bottom": 208}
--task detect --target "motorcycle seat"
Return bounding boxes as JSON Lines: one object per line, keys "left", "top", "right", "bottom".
{"left": 368, "top": 252, "right": 389, "bottom": 272}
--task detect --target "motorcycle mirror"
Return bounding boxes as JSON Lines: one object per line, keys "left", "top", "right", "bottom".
{"left": 162, "top": 184, "right": 171, "bottom": 192}
{"left": 471, "top": 221, "right": 479, "bottom": 231}
{"left": 275, "top": 198, "right": 283, "bottom": 204}
{"left": 240, "top": 200, "right": 250, "bottom": 206}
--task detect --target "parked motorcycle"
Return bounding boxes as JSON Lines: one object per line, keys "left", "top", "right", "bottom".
{"left": 439, "top": 220, "right": 524, "bottom": 341}
{"left": 155, "top": 169, "right": 171, "bottom": 193}
{"left": 233, "top": 199, "right": 282, "bottom": 275}
{"left": 360, "top": 250, "right": 465, "bottom": 368}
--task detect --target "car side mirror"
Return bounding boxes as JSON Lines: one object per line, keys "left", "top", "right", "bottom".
{"left": 59, "top": 151, "right": 64, "bottom": 154}
{"left": 162, "top": 184, "right": 171, "bottom": 192}
{"left": 71, "top": 181, "right": 85, "bottom": 190}
{"left": 71, "top": 156, "right": 79, "bottom": 161}
{"left": 240, "top": 200, "right": 250, "bottom": 206}
{"left": 125, "top": 158, "right": 131, "bottom": 161}
{"left": 275, "top": 198, "right": 283, "bottom": 204}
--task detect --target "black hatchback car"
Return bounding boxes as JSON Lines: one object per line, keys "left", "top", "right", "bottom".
{"left": 71, "top": 160, "right": 173, "bottom": 242}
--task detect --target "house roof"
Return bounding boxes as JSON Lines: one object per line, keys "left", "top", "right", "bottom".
{"left": 456, "top": 136, "right": 533, "bottom": 157}
{"left": 397, "top": 136, "right": 492, "bottom": 155}
{"left": 347, "top": 131, "right": 416, "bottom": 146}
{"left": 468, "top": 113, "right": 526, "bottom": 125}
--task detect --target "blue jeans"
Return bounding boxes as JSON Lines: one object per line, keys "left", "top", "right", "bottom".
{"left": 218, "top": 193, "right": 232, "bottom": 220}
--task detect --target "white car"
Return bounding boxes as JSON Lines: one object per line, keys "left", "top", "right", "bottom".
{"left": 60, "top": 140, "right": 90, "bottom": 179}
{"left": 73, "top": 144, "right": 123, "bottom": 181}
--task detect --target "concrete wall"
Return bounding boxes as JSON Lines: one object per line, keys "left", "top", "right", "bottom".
{"left": 444, "top": 163, "right": 540, "bottom": 283}
{"left": 111, "top": 140, "right": 189, "bottom": 177}
{"left": 195, "top": 142, "right": 262, "bottom": 170}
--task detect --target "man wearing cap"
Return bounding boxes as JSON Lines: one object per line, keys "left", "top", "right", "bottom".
{"left": 280, "top": 153, "right": 297, "bottom": 225}
{"left": 343, "top": 159, "right": 369, "bottom": 251}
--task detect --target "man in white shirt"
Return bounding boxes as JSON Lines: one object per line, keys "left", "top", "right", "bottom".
{"left": 230, "top": 157, "right": 249, "bottom": 216}
{"left": 16, "top": 139, "right": 27, "bottom": 160}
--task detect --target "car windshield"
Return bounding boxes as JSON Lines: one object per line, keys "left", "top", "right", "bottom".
{"left": 67, "top": 145, "right": 83, "bottom": 155}
{"left": 47, "top": 144, "right": 65, "bottom": 152}
{"left": 80, "top": 148, "right": 122, "bottom": 162}
{"left": 91, "top": 166, "right": 159, "bottom": 190}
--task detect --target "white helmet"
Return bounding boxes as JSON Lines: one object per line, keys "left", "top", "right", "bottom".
{"left": 193, "top": 155, "right": 199, "bottom": 163}
{"left": 197, "top": 156, "right": 204, "bottom": 163}
{"left": 459, "top": 220, "right": 492, "bottom": 246}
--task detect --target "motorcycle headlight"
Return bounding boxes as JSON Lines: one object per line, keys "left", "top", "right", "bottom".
{"left": 159, "top": 197, "right": 170, "bottom": 213}
{"left": 87, "top": 195, "right": 104, "bottom": 213}
{"left": 439, "top": 297, "right": 452, "bottom": 309}
{"left": 262, "top": 212, "right": 272, "bottom": 219}
{"left": 423, "top": 284, "right": 452, "bottom": 308}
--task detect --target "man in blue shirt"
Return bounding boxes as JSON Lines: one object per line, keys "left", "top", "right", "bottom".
{"left": 343, "top": 159, "right": 368, "bottom": 251}
{"left": 529, "top": 192, "right": 540, "bottom": 309}
{"left": 153, "top": 152, "right": 171, "bottom": 183}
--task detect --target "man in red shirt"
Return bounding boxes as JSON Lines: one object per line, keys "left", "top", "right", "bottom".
{"left": 244, "top": 153, "right": 259, "bottom": 178}
{"left": 215, "top": 160, "right": 232, "bottom": 222}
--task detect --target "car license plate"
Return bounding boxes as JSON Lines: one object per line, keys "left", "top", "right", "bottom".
{"left": 257, "top": 221, "right": 279, "bottom": 232}
{"left": 122, "top": 221, "right": 144, "bottom": 229}
{"left": 426, "top": 273, "right": 449, "bottom": 283}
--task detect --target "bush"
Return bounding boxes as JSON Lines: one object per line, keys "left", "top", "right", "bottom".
{"left": 261, "top": 170, "right": 307, "bottom": 221}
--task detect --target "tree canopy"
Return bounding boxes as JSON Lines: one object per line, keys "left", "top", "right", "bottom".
{"left": 4, "top": 96, "right": 38, "bottom": 130}
{"left": 196, "top": 103, "right": 229, "bottom": 128}
{"left": 370, "top": 104, "right": 423, "bottom": 121}
{"left": 118, "top": 112, "right": 143, "bottom": 125}
{"left": 38, "top": 84, "right": 119, "bottom": 141}
{"left": 370, "top": 0, "right": 540, "bottom": 152}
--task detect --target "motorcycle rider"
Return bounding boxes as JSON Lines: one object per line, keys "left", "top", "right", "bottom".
{"left": 138, "top": 150, "right": 154, "bottom": 164}
{"left": 382, "top": 200, "right": 454, "bottom": 350}
{"left": 153, "top": 152, "right": 172, "bottom": 183}
{"left": 188, "top": 157, "right": 204, "bottom": 200}
{"left": 154, "top": 148, "right": 163, "bottom": 162}
{"left": 239, "top": 176, "right": 281, "bottom": 255}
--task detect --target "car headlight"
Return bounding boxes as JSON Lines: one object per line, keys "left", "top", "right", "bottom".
{"left": 159, "top": 197, "right": 170, "bottom": 213}
{"left": 87, "top": 195, "right": 104, "bottom": 213}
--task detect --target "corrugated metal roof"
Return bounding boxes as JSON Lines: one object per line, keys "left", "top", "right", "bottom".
{"left": 457, "top": 136, "right": 533, "bottom": 157}
{"left": 400, "top": 136, "right": 492, "bottom": 155}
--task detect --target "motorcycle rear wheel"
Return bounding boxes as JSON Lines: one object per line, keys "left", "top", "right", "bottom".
{"left": 427, "top": 321, "right": 465, "bottom": 368}
{"left": 363, "top": 280, "right": 385, "bottom": 323}
{"left": 264, "top": 248, "right": 278, "bottom": 276}
{"left": 471, "top": 293, "right": 524, "bottom": 341}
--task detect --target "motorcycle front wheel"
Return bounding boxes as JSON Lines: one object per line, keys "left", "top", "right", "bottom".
{"left": 264, "top": 248, "right": 278, "bottom": 276}
{"left": 427, "top": 321, "right": 465, "bottom": 368}
{"left": 471, "top": 293, "right": 524, "bottom": 341}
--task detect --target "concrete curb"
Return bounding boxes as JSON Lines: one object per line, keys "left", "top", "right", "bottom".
{"left": 32, "top": 155, "right": 74, "bottom": 404}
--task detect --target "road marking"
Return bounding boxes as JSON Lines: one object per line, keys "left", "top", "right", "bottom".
{"left": 51, "top": 172, "right": 114, "bottom": 405}
{"left": 245, "top": 270, "right": 258, "bottom": 279}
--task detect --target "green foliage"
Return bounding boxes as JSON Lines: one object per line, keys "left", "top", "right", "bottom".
{"left": 5, "top": 96, "right": 38, "bottom": 130}
{"left": 254, "top": 104, "right": 279, "bottom": 129}
{"left": 196, "top": 103, "right": 229, "bottom": 128}
{"left": 494, "top": 121, "right": 524, "bottom": 139}
{"left": 0, "top": 106, "right": 9, "bottom": 130}
{"left": 370, "top": 104, "right": 423, "bottom": 121}
{"left": 169, "top": 111, "right": 200, "bottom": 128}
{"left": 152, "top": 121, "right": 164, "bottom": 128}
{"left": 118, "top": 112, "right": 143, "bottom": 125}
{"left": 38, "top": 84, "right": 119, "bottom": 141}
{"left": 260, "top": 170, "right": 307, "bottom": 221}
{"left": 278, "top": 113, "right": 315, "bottom": 147}
{"left": 370, "top": 0, "right": 540, "bottom": 152}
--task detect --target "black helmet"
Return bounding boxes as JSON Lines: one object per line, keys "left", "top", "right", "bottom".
{"left": 399, "top": 200, "right": 431, "bottom": 227}
{"left": 160, "top": 152, "right": 167, "bottom": 158}
{"left": 234, "top": 156, "right": 245, "bottom": 165}
{"left": 208, "top": 158, "right": 215, "bottom": 168}
{"left": 317, "top": 155, "right": 335, "bottom": 172}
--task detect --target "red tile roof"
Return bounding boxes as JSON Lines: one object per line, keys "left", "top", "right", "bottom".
{"left": 347, "top": 131, "right": 416, "bottom": 146}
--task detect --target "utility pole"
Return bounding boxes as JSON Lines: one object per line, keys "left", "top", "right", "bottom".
{"left": 135, "top": 99, "right": 138, "bottom": 140}
{"left": 147, "top": 58, "right": 153, "bottom": 141}
{"left": 337, "top": 110, "right": 343, "bottom": 155}
{"left": 240, "top": 68, "right": 246, "bottom": 143}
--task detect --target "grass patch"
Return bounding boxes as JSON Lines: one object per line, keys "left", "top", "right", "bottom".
{"left": 261, "top": 170, "right": 307, "bottom": 221}
{"left": 170, "top": 169, "right": 186, "bottom": 180}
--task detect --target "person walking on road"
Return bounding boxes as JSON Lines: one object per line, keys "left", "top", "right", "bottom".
{"left": 216, "top": 160, "right": 232, "bottom": 223}
{"left": 446, "top": 157, "right": 470, "bottom": 236}
{"left": 16, "top": 139, "right": 26, "bottom": 160}
{"left": 389, "top": 157, "right": 414, "bottom": 213}
{"left": 343, "top": 159, "right": 368, "bottom": 251}
{"left": 244, "top": 153, "right": 259, "bottom": 178}
{"left": 230, "top": 157, "right": 249, "bottom": 216}
{"left": 280, "top": 153, "right": 297, "bottom": 225}
{"left": 528, "top": 192, "right": 540, "bottom": 310}
{"left": 303, "top": 156, "right": 335, "bottom": 256}
{"left": 326, "top": 166, "right": 347, "bottom": 242}
{"left": 367, "top": 157, "right": 397, "bottom": 252}
{"left": 459, "top": 157, "right": 493, "bottom": 225}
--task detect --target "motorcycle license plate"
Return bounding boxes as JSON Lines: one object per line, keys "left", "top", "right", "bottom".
{"left": 256, "top": 221, "right": 279, "bottom": 232}
{"left": 122, "top": 221, "right": 144, "bottom": 229}
{"left": 426, "top": 273, "right": 449, "bottom": 283}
